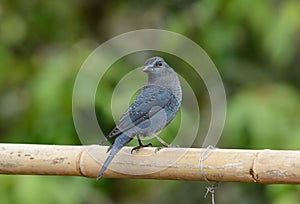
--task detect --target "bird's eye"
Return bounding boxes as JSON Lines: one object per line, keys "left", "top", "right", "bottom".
{"left": 157, "top": 61, "right": 163, "bottom": 67}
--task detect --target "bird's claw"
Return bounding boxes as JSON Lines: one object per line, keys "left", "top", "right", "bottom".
{"left": 131, "top": 143, "right": 152, "bottom": 154}
{"left": 155, "top": 144, "right": 180, "bottom": 153}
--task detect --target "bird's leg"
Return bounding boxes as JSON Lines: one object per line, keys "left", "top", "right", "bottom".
{"left": 152, "top": 133, "right": 170, "bottom": 147}
{"left": 153, "top": 134, "right": 179, "bottom": 152}
{"left": 131, "top": 135, "right": 152, "bottom": 153}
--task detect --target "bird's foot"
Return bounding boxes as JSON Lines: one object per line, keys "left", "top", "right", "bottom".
{"left": 155, "top": 144, "right": 180, "bottom": 153}
{"left": 131, "top": 143, "right": 152, "bottom": 154}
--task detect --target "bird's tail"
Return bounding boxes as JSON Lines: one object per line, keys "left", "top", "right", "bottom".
{"left": 97, "top": 134, "right": 132, "bottom": 180}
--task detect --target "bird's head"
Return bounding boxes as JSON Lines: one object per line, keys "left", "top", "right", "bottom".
{"left": 143, "top": 57, "right": 170, "bottom": 74}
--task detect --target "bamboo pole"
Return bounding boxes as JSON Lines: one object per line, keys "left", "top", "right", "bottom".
{"left": 0, "top": 143, "right": 299, "bottom": 184}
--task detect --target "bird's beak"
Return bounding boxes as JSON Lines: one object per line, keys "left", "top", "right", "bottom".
{"left": 143, "top": 65, "right": 153, "bottom": 72}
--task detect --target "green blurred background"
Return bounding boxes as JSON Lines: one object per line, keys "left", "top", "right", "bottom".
{"left": 0, "top": 0, "right": 300, "bottom": 203}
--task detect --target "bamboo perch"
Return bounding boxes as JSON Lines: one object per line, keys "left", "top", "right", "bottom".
{"left": 0, "top": 143, "right": 299, "bottom": 184}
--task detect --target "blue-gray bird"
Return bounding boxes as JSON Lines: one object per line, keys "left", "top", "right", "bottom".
{"left": 97, "top": 56, "right": 182, "bottom": 179}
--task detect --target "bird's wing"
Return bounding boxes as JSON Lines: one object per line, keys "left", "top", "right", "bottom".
{"left": 105, "top": 85, "right": 176, "bottom": 140}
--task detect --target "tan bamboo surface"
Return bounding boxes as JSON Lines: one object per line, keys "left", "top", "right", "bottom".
{"left": 0, "top": 144, "right": 299, "bottom": 184}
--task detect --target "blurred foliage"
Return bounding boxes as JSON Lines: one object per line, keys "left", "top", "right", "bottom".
{"left": 0, "top": 0, "right": 300, "bottom": 204}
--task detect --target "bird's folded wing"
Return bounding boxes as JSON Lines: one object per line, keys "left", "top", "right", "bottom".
{"left": 105, "top": 85, "right": 176, "bottom": 140}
